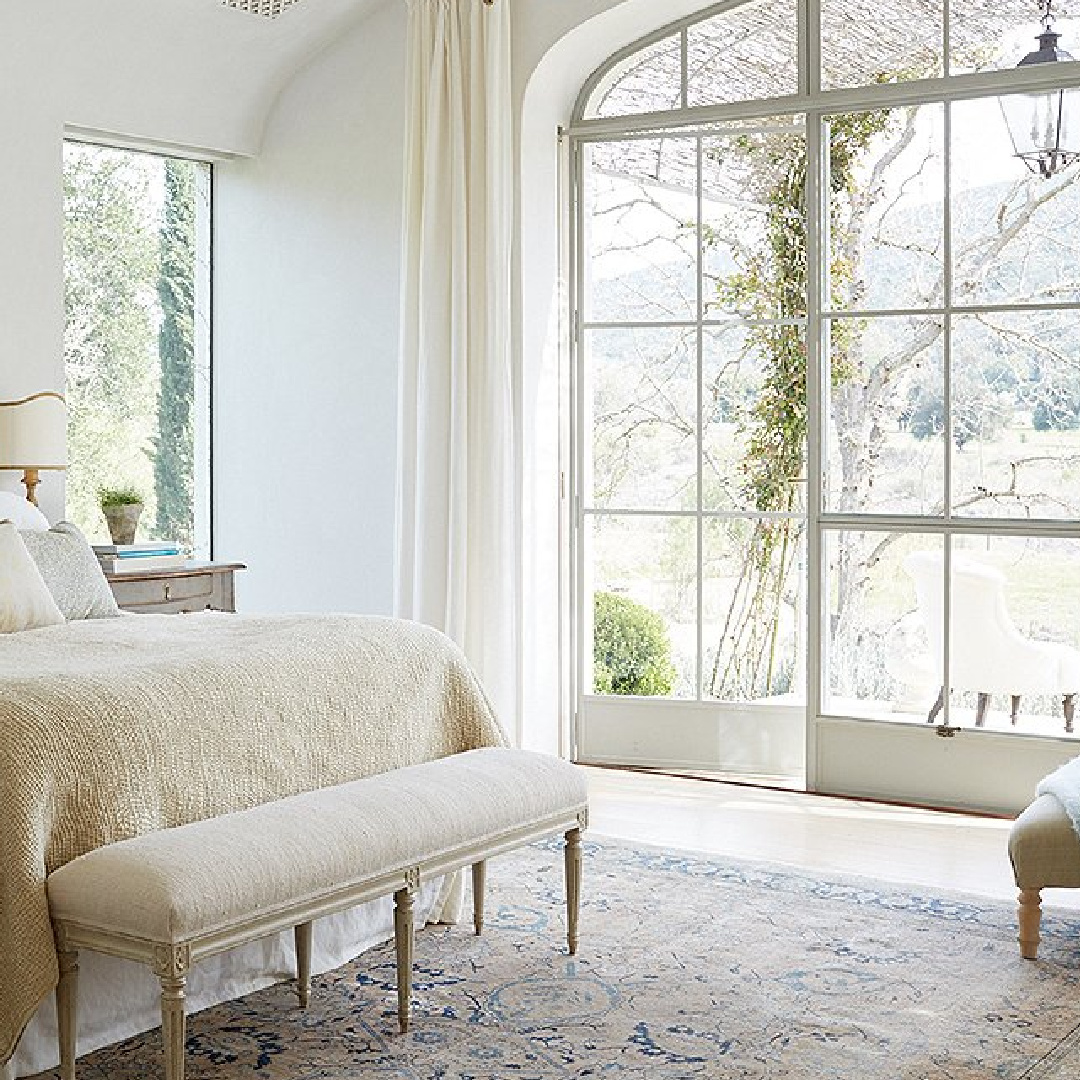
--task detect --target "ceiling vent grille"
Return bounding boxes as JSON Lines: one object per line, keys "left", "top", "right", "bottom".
{"left": 221, "top": 0, "right": 301, "bottom": 18}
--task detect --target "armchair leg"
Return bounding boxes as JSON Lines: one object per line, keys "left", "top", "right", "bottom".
{"left": 975, "top": 693, "right": 989, "bottom": 727}
{"left": 1018, "top": 888, "right": 1042, "bottom": 959}
{"left": 1065, "top": 695, "right": 1075, "bottom": 735}
{"left": 1011, "top": 695, "right": 1021, "bottom": 725}
{"left": 927, "top": 686, "right": 945, "bottom": 724}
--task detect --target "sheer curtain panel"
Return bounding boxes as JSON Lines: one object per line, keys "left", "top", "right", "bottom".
{"left": 395, "top": 0, "right": 518, "bottom": 737}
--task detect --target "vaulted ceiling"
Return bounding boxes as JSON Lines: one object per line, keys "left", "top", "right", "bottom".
{"left": 3, "top": 0, "right": 390, "bottom": 155}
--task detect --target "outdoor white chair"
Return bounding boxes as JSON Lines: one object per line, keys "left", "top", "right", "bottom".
{"left": 902, "top": 550, "right": 1080, "bottom": 730}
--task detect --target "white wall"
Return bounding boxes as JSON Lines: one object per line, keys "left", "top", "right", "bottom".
{"left": 0, "top": 0, "right": 376, "bottom": 522}
{"left": 213, "top": 1, "right": 407, "bottom": 614}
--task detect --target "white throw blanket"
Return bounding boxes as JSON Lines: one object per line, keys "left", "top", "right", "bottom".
{"left": 1036, "top": 756, "right": 1080, "bottom": 835}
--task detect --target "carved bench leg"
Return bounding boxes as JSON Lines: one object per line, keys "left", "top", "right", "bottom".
{"left": 1065, "top": 694, "right": 1076, "bottom": 734}
{"left": 471, "top": 861, "right": 486, "bottom": 936}
{"left": 975, "top": 693, "right": 990, "bottom": 727}
{"left": 565, "top": 826, "right": 583, "bottom": 956}
{"left": 1018, "top": 888, "right": 1042, "bottom": 959}
{"left": 295, "top": 922, "right": 313, "bottom": 1008}
{"left": 1011, "top": 695, "right": 1021, "bottom": 725}
{"left": 56, "top": 946, "right": 79, "bottom": 1080}
{"left": 152, "top": 946, "right": 190, "bottom": 1080}
{"left": 160, "top": 976, "right": 187, "bottom": 1080}
{"left": 394, "top": 875, "right": 417, "bottom": 1034}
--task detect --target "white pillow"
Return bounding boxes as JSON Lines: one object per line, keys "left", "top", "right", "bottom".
{"left": 0, "top": 491, "right": 49, "bottom": 531}
{"left": 0, "top": 520, "right": 65, "bottom": 632}
{"left": 21, "top": 522, "right": 119, "bottom": 620}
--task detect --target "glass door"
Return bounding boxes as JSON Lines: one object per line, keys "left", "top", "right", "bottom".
{"left": 574, "top": 124, "right": 808, "bottom": 785}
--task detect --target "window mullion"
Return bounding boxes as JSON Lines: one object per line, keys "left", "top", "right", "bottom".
{"left": 696, "top": 135, "right": 705, "bottom": 702}
{"left": 799, "top": 0, "right": 820, "bottom": 97}
{"left": 806, "top": 109, "right": 827, "bottom": 773}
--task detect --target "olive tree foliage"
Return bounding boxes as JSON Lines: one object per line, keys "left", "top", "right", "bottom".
{"left": 63, "top": 146, "right": 160, "bottom": 539}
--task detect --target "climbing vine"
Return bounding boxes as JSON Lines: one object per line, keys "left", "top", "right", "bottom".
{"left": 706, "top": 110, "right": 895, "bottom": 698}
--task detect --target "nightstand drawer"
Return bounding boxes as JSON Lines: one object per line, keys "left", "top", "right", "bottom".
{"left": 109, "top": 573, "right": 214, "bottom": 612}
{"left": 105, "top": 562, "right": 244, "bottom": 614}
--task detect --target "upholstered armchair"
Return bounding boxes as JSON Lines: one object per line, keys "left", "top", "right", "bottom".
{"left": 902, "top": 551, "right": 1080, "bottom": 730}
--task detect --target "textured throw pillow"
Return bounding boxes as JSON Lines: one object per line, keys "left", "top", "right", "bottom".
{"left": 0, "top": 491, "right": 50, "bottom": 531}
{"left": 20, "top": 522, "right": 120, "bottom": 620}
{"left": 0, "top": 521, "right": 65, "bottom": 632}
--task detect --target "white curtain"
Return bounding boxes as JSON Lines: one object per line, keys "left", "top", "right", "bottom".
{"left": 396, "top": 0, "right": 518, "bottom": 738}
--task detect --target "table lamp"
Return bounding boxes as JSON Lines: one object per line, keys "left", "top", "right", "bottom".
{"left": 0, "top": 391, "right": 67, "bottom": 505}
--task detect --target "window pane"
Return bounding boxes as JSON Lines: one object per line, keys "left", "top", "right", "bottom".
{"left": 586, "top": 328, "right": 697, "bottom": 511}
{"left": 952, "top": 96, "right": 1080, "bottom": 307}
{"left": 703, "top": 516, "right": 805, "bottom": 701}
{"left": 703, "top": 324, "right": 806, "bottom": 513}
{"left": 949, "top": 535, "right": 1080, "bottom": 731}
{"left": 822, "top": 0, "right": 943, "bottom": 89}
{"left": 584, "top": 139, "right": 697, "bottom": 323}
{"left": 686, "top": 0, "right": 798, "bottom": 108}
{"left": 825, "top": 531, "right": 944, "bottom": 721}
{"left": 949, "top": 0, "right": 1078, "bottom": 74}
{"left": 702, "top": 126, "right": 807, "bottom": 321}
{"left": 585, "top": 34, "right": 683, "bottom": 119}
{"left": 589, "top": 515, "right": 697, "bottom": 697}
{"left": 825, "top": 316, "right": 946, "bottom": 515}
{"left": 952, "top": 311, "right": 1080, "bottom": 520}
{"left": 63, "top": 143, "right": 210, "bottom": 555}
{"left": 826, "top": 105, "right": 945, "bottom": 313}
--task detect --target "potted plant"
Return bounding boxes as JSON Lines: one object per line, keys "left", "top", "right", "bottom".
{"left": 98, "top": 486, "right": 144, "bottom": 546}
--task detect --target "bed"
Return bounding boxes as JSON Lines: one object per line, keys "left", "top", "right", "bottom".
{"left": 0, "top": 608, "right": 506, "bottom": 1077}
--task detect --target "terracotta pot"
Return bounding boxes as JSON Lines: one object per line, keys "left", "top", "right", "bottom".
{"left": 102, "top": 503, "right": 143, "bottom": 546}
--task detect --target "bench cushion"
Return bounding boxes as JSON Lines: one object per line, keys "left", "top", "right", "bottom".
{"left": 48, "top": 748, "right": 587, "bottom": 943}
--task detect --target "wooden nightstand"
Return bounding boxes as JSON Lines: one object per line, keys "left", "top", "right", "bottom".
{"left": 105, "top": 561, "right": 246, "bottom": 614}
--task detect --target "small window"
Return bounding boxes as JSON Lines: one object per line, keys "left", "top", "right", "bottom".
{"left": 63, "top": 142, "right": 211, "bottom": 556}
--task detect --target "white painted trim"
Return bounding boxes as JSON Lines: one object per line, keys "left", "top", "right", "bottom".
{"left": 64, "top": 126, "right": 244, "bottom": 164}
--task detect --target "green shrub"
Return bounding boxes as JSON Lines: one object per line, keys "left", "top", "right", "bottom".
{"left": 593, "top": 591, "right": 676, "bottom": 696}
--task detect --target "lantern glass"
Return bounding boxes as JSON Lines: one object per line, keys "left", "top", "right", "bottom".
{"left": 1000, "top": 86, "right": 1080, "bottom": 177}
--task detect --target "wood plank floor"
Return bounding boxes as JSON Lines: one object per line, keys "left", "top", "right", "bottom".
{"left": 584, "top": 765, "right": 1080, "bottom": 911}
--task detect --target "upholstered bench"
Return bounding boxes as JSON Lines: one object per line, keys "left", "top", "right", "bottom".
{"left": 1008, "top": 793, "right": 1080, "bottom": 958}
{"left": 47, "top": 747, "right": 589, "bottom": 1080}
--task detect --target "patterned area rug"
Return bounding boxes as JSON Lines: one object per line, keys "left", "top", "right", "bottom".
{"left": 33, "top": 837, "right": 1080, "bottom": 1079}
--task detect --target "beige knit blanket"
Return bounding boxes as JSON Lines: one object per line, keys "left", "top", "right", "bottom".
{"left": 0, "top": 612, "right": 506, "bottom": 1066}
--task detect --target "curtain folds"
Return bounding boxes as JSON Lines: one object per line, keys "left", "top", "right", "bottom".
{"left": 396, "top": 0, "right": 518, "bottom": 737}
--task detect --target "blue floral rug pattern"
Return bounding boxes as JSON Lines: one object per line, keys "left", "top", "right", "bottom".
{"left": 36, "top": 838, "right": 1080, "bottom": 1079}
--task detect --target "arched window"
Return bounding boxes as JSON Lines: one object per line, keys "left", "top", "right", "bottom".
{"left": 568, "top": 0, "right": 1080, "bottom": 809}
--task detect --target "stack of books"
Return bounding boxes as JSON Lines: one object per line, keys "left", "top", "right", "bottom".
{"left": 93, "top": 542, "right": 187, "bottom": 574}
